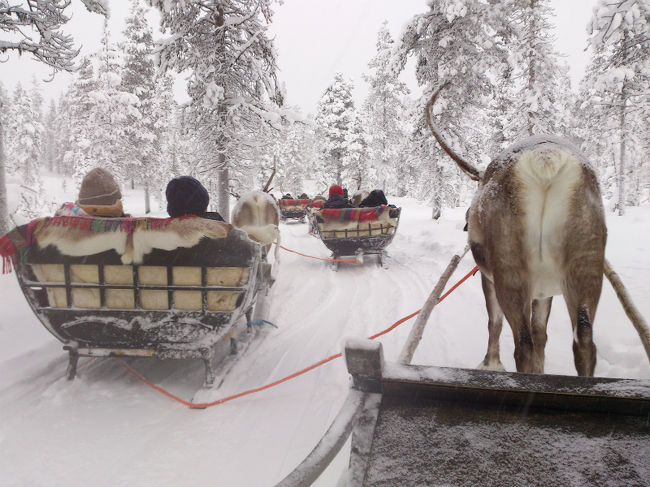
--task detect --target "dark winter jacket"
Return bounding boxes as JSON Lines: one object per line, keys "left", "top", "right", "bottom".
{"left": 323, "top": 193, "right": 354, "bottom": 209}
{"left": 359, "top": 189, "right": 388, "bottom": 208}
{"left": 198, "top": 211, "right": 225, "bottom": 222}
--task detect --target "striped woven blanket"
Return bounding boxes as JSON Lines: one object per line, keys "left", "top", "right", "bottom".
{"left": 321, "top": 205, "right": 386, "bottom": 222}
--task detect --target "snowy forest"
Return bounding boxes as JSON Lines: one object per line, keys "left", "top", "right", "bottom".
{"left": 1, "top": 2, "right": 649, "bottom": 485}
{"left": 0, "top": 0, "right": 648, "bottom": 225}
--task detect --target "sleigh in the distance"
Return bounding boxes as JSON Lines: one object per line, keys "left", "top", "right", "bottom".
{"left": 310, "top": 205, "right": 401, "bottom": 268}
{"left": 278, "top": 198, "right": 310, "bottom": 222}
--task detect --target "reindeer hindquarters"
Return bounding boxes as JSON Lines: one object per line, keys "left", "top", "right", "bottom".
{"left": 531, "top": 297, "right": 552, "bottom": 373}
{"left": 478, "top": 273, "right": 505, "bottom": 371}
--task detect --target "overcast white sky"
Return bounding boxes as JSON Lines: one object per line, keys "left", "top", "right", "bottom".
{"left": 1, "top": 0, "right": 597, "bottom": 115}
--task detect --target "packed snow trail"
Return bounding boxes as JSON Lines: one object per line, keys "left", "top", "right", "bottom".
{"left": 0, "top": 197, "right": 648, "bottom": 487}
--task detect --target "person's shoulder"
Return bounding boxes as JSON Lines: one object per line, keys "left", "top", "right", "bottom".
{"left": 200, "top": 211, "right": 225, "bottom": 222}
{"left": 54, "top": 202, "right": 88, "bottom": 217}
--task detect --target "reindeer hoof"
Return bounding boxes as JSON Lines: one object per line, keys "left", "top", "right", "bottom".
{"left": 477, "top": 360, "right": 505, "bottom": 372}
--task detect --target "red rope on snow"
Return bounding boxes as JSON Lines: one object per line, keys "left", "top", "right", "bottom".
{"left": 274, "top": 243, "right": 361, "bottom": 265}
{"left": 117, "top": 265, "right": 480, "bottom": 409}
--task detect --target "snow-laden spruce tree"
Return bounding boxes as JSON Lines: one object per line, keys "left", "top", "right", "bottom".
{"left": 63, "top": 59, "right": 97, "bottom": 186}
{"left": 6, "top": 82, "right": 48, "bottom": 221}
{"left": 43, "top": 100, "right": 59, "bottom": 173}
{"left": 315, "top": 73, "right": 356, "bottom": 188}
{"left": 151, "top": 0, "right": 284, "bottom": 221}
{"left": 0, "top": 0, "right": 108, "bottom": 72}
{"left": 578, "top": 0, "right": 649, "bottom": 215}
{"left": 71, "top": 24, "right": 140, "bottom": 189}
{"left": 395, "top": 0, "right": 508, "bottom": 217}
{"left": 362, "top": 22, "right": 409, "bottom": 194}
{"left": 120, "top": 0, "right": 172, "bottom": 213}
{"left": 0, "top": 0, "right": 107, "bottom": 231}
{"left": 270, "top": 117, "right": 311, "bottom": 195}
{"left": 499, "top": 0, "right": 573, "bottom": 140}
{"left": 343, "top": 113, "right": 370, "bottom": 192}
{"left": 0, "top": 82, "right": 9, "bottom": 234}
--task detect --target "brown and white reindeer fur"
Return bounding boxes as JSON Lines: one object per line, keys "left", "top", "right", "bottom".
{"left": 231, "top": 191, "right": 281, "bottom": 262}
{"left": 426, "top": 84, "right": 607, "bottom": 376}
{"left": 351, "top": 190, "right": 369, "bottom": 207}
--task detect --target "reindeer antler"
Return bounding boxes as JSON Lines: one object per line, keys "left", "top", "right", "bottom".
{"left": 425, "top": 82, "right": 481, "bottom": 182}
{"left": 262, "top": 157, "right": 277, "bottom": 193}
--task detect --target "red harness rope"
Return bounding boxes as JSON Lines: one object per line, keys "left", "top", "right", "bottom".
{"left": 117, "top": 265, "right": 480, "bottom": 409}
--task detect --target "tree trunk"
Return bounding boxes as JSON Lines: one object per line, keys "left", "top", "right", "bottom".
{"left": 216, "top": 151, "right": 230, "bottom": 221}
{"left": 131, "top": 179, "right": 135, "bottom": 190}
{"left": 617, "top": 30, "right": 628, "bottom": 217}
{"left": 0, "top": 117, "right": 8, "bottom": 234}
{"left": 144, "top": 181, "right": 151, "bottom": 214}
{"left": 527, "top": 0, "right": 537, "bottom": 137}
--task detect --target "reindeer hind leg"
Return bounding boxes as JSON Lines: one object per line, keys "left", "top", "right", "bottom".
{"left": 563, "top": 260, "right": 603, "bottom": 376}
{"left": 531, "top": 297, "right": 552, "bottom": 374}
{"left": 477, "top": 274, "right": 506, "bottom": 371}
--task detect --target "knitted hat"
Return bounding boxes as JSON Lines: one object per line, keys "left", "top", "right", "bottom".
{"left": 166, "top": 176, "right": 210, "bottom": 217}
{"left": 329, "top": 184, "right": 343, "bottom": 197}
{"left": 78, "top": 168, "right": 122, "bottom": 206}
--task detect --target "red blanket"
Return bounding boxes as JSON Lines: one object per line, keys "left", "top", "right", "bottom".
{"left": 320, "top": 205, "right": 386, "bottom": 222}
{"left": 278, "top": 199, "right": 310, "bottom": 207}
{"left": 310, "top": 201, "right": 324, "bottom": 208}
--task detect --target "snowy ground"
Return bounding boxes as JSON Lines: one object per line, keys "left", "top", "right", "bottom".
{"left": 1, "top": 175, "right": 648, "bottom": 486}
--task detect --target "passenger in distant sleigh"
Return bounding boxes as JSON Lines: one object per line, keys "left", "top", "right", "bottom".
{"left": 323, "top": 184, "right": 353, "bottom": 209}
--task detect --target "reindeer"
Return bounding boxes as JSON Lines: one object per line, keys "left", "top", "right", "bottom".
{"left": 351, "top": 190, "right": 370, "bottom": 208}
{"left": 231, "top": 159, "right": 281, "bottom": 262}
{"left": 426, "top": 83, "right": 607, "bottom": 376}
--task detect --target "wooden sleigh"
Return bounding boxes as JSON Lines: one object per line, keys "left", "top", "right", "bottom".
{"left": 278, "top": 198, "right": 311, "bottom": 222}
{"left": 4, "top": 216, "right": 272, "bottom": 386}
{"left": 310, "top": 206, "right": 401, "bottom": 268}
{"left": 279, "top": 341, "right": 650, "bottom": 486}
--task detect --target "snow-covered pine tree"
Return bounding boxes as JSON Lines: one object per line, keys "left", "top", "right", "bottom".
{"left": 55, "top": 91, "right": 75, "bottom": 183}
{"left": 315, "top": 73, "right": 356, "bottom": 188}
{"left": 43, "top": 99, "right": 59, "bottom": 173}
{"left": 269, "top": 117, "right": 307, "bottom": 195}
{"left": 343, "top": 113, "right": 369, "bottom": 191}
{"left": 29, "top": 77, "right": 45, "bottom": 169}
{"left": 63, "top": 58, "right": 98, "bottom": 186}
{"left": 75, "top": 23, "right": 140, "bottom": 189}
{"left": 0, "top": 82, "right": 9, "bottom": 233}
{"left": 6, "top": 82, "right": 47, "bottom": 221}
{"left": 579, "top": 0, "right": 649, "bottom": 215}
{"left": 395, "top": 0, "right": 508, "bottom": 216}
{"left": 120, "top": 0, "right": 170, "bottom": 213}
{"left": 0, "top": 0, "right": 107, "bottom": 72}
{"left": 499, "top": 0, "right": 572, "bottom": 140}
{"left": 362, "top": 22, "right": 409, "bottom": 194}
{"left": 151, "top": 0, "right": 284, "bottom": 221}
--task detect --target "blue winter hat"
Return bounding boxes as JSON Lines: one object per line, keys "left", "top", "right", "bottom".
{"left": 166, "top": 176, "right": 210, "bottom": 217}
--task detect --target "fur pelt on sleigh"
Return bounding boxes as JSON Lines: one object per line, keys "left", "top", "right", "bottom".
{"left": 35, "top": 216, "right": 232, "bottom": 264}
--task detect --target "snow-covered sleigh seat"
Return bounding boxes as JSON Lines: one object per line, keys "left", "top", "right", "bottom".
{"left": 1, "top": 215, "right": 271, "bottom": 385}
{"left": 310, "top": 206, "right": 401, "bottom": 266}
{"left": 278, "top": 198, "right": 310, "bottom": 221}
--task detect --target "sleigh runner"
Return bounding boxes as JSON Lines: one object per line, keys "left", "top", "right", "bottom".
{"left": 2, "top": 215, "right": 272, "bottom": 386}
{"left": 310, "top": 205, "right": 401, "bottom": 267}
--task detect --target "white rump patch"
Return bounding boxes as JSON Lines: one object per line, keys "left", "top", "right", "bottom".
{"left": 515, "top": 148, "right": 583, "bottom": 298}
